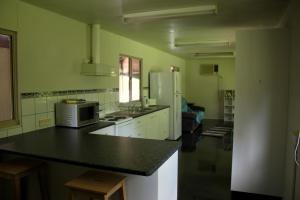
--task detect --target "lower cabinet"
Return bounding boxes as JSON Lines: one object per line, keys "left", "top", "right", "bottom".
{"left": 116, "top": 120, "right": 133, "bottom": 137}
{"left": 145, "top": 112, "right": 159, "bottom": 140}
{"left": 90, "top": 125, "right": 115, "bottom": 136}
{"left": 158, "top": 108, "right": 170, "bottom": 140}
{"left": 132, "top": 108, "right": 169, "bottom": 140}
{"left": 132, "top": 115, "right": 148, "bottom": 138}
{"left": 90, "top": 108, "right": 170, "bottom": 140}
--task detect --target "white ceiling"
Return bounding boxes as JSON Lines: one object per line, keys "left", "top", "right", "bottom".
{"left": 22, "top": 0, "right": 289, "bottom": 59}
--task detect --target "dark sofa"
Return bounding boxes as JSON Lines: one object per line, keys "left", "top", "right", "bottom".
{"left": 182, "top": 104, "right": 205, "bottom": 133}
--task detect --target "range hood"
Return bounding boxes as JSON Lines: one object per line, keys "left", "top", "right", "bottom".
{"left": 81, "top": 24, "right": 117, "bottom": 77}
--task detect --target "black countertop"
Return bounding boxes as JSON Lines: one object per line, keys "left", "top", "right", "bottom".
{"left": 0, "top": 121, "right": 179, "bottom": 176}
{"left": 111, "top": 105, "right": 170, "bottom": 118}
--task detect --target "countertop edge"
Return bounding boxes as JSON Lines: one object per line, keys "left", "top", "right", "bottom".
{"left": 0, "top": 143, "right": 179, "bottom": 176}
{"left": 0, "top": 105, "right": 177, "bottom": 177}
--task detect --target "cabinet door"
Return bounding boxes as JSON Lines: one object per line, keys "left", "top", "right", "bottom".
{"left": 90, "top": 125, "right": 115, "bottom": 136}
{"left": 158, "top": 108, "right": 169, "bottom": 140}
{"left": 132, "top": 116, "right": 147, "bottom": 138}
{"left": 117, "top": 121, "right": 133, "bottom": 137}
{"left": 146, "top": 112, "right": 160, "bottom": 140}
{"left": 131, "top": 109, "right": 170, "bottom": 140}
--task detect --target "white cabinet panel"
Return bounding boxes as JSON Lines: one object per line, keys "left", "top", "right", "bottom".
{"left": 116, "top": 121, "right": 133, "bottom": 137}
{"left": 90, "top": 125, "right": 115, "bottom": 136}
{"left": 91, "top": 108, "right": 170, "bottom": 140}
{"left": 130, "top": 108, "right": 170, "bottom": 140}
{"left": 158, "top": 108, "right": 169, "bottom": 140}
{"left": 132, "top": 116, "right": 148, "bottom": 138}
{"left": 146, "top": 112, "right": 160, "bottom": 140}
{"left": 146, "top": 108, "right": 169, "bottom": 140}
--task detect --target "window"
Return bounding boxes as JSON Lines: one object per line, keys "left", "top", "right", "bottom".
{"left": 0, "top": 28, "right": 18, "bottom": 127}
{"left": 119, "top": 55, "right": 142, "bottom": 103}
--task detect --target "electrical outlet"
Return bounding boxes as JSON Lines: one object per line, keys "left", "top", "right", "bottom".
{"left": 39, "top": 118, "right": 51, "bottom": 128}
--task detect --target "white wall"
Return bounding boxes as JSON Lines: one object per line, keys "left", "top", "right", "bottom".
{"left": 185, "top": 58, "right": 235, "bottom": 119}
{"left": 284, "top": 0, "right": 300, "bottom": 199}
{"left": 231, "top": 28, "right": 289, "bottom": 197}
{"left": 0, "top": 0, "right": 186, "bottom": 94}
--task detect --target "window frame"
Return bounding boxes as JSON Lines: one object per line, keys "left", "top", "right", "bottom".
{"left": 0, "top": 28, "right": 19, "bottom": 128}
{"left": 119, "top": 54, "right": 143, "bottom": 103}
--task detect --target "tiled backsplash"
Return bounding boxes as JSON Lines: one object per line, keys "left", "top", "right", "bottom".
{"left": 0, "top": 87, "right": 150, "bottom": 138}
{"left": 0, "top": 88, "right": 120, "bottom": 138}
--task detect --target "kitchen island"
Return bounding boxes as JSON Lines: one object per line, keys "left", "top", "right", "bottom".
{"left": 0, "top": 123, "right": 179, "bottom": 200}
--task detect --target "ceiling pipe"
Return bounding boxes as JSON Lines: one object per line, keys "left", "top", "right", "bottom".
{"left": 91, "top": 24, "right": 101, "bottom": 64}
{"left": 81, "top": 24, "right": 117, "bottom": 77}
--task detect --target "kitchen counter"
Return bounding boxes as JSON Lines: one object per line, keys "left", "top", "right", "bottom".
{"left": 0, "top": 122, "right": 179, "bottom": 176}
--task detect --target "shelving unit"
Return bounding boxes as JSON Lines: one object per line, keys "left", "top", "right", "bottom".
{"left": 223, "top": 90, "right": 235, "bottom": 122}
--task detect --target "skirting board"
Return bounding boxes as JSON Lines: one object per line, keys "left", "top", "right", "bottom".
{"left": 231, "top": 191, "right": 282, "bottom": 200}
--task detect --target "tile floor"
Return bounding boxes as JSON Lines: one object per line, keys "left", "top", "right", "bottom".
{"left": 178, "top": 120, "right": 233, "bottom": 200}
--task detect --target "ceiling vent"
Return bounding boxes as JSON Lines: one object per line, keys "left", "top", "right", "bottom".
{"left": 81, "top": 24, "right": 117, "bottom": 77}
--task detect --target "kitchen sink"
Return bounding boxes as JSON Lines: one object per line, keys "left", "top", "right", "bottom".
{"left": 111, "top": 111, "right": 135, "bottom": 117}
{"left": 140, "top": 107, "right": 153, "bottom": 112}
{"left": 112, "top": 107, "right": 157, "bottom": 117}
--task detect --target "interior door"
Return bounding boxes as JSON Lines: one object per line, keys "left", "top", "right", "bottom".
{"left": 231, "top": 29, "right": 289, "bottom": 196}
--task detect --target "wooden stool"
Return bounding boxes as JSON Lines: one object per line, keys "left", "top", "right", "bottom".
{"left": 65, "top": 171, "right": 127, "bottom": 200}
{"left": 0, "top": 158, "right": 48, "bottom": 200}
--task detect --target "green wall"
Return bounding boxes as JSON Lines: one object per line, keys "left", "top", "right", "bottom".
{"left": 185, "top": 58, "right": 235, "bottom": 119}
{"left": 0, "top": 0, "right": 18, "bottom": 31}
{"left": 0, "top": 0, "right": 186, "bottom": 94}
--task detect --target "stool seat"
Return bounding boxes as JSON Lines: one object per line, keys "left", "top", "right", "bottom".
{"left": 0, "top": 158, "right": 43, "bottom": 178}
{"left": 65, "top": 171, "right": 127, "bottom": 200}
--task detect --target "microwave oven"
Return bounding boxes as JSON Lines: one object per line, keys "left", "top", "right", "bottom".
{"left": 55, "top": 101, "right": 99, "bottom": 128}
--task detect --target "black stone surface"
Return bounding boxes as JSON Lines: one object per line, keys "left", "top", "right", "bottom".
{"left": 111, "top": 105, "right": 170, "bottom": 118}
{"left": 0, "top": 122, "right": 179, "bottom": 176}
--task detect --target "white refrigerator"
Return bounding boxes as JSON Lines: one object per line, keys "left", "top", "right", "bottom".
{"left": 150, "top": 71, "right": 182, "bottom": 140}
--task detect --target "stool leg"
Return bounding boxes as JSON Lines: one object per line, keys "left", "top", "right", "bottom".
{"left": 120, "top": 182, "right": 127, "bottom": 200}
{"left": 68, "top": 191, "right": 74, "bottom": 200}
{"left": 21, "top": 177, "right": 28, "bottom": 200}
{"left": 38, "top": 165, "right": 49, "bottom": 200}
{"left": 13, "top": 178, "right": 21, "bottom": 200}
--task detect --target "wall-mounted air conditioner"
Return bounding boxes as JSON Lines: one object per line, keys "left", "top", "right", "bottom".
{"left": 199, "top": 64, "right": 218, "bottom": 75}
